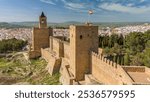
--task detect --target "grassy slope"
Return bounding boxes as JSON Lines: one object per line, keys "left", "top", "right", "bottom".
{"left": 0, "top": 53, "right": 60, "bottom": 85}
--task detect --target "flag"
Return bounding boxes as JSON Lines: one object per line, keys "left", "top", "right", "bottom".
{"left": 88, "top": 10, "right": 93, "bottom": 14}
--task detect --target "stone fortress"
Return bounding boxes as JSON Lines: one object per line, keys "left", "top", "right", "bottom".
{"left": 29, "top": 12, "right": 150, "bottom": 85}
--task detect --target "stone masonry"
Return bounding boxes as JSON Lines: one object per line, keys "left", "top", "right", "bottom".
{"left": 29, "top": 12, "right": 150, "bottom": 85}
{"left": 29, "top": 12, "right": 52, "bottom": 58}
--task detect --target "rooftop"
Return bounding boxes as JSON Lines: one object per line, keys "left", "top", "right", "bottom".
{"left": 40, "top": 12, "right": 46, "bottom": 17}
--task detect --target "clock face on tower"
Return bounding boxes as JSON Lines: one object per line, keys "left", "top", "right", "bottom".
{"left": 41, "top": 20, "right": 45, "bottom": 24}
{"left": 39, "top": 12, "right": 47, "bottom": 28}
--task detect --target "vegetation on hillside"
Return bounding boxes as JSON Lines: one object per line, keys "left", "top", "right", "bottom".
{"left": 99, "top": 30, "right": 150, "bottom": 67}
{"left": 0, "top": 53, "right": 60, "bottom": 85}
{"left": 0, "top": 38, "right": 27, "bottom": 53}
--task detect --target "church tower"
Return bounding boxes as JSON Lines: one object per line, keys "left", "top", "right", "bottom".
{"left": 39, "top": 12, "right": 47, "bottom": 28}
{"left": 70, "top": 25, "right": 98, "bottom": 81}
{"left": 29, "top": 12, "right": 53, "bottom": 59}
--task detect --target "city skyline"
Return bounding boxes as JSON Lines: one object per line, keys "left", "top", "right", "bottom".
{"left": 0, "top": 0, "right": 150, "bottom": 22}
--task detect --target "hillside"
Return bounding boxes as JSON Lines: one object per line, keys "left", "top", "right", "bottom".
{"left": 0, "top": 22, "right": 149, "bottom": 28}
{"left": 0, "top": 22, "right": 28, "bottom": 28}
{"left": 0, "top": 52, "right": 60, "bottom": 85}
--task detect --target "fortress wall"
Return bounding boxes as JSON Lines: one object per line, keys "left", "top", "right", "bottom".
{"left": 29, "top": 50, "right": 41, "bottom": 59}
{"left": 49, "top": 37, "right": 52, "bottom": 51}
{"left": 63, "top": 41, "right": 70, "bottom": 59}
{"left": 115, "top": 65, "right": 133, "bottom": 84}
{"left": 91, "top": 52, "right": 133, "bottom": 85}
{"left": 145, "top": 67, "right": 150, "bottom": 74}
{"left": 60, "top": 59, "right": 74, "bottom": 85}
{"left": 32, "top": 28, "right": 49, "bottom": 51}
{"left": 50, "top": 37, "right": 64, "bottom": 57}
{"left": 91, "top": 52, "right": 120, "bottom": 84}
{"left": 122, "top": 66, "right": 145, "bottom": 72}
{"left": 46, "top": 57, "right": 61, "bottom": 75}
{"left": 41, "top": 48, "right": 61, "bottom": 75}
{"left": 41, "top": 48, "right": 51, "bottom": 62}
{"left": 54, "top": 36, "right": 65, "bottom": 39}
{"left": 60, "top": 66, "right": 74, "bottom": 85}
{"left": 98, "top": 48, "right": 103, "bottom": 54}
{"left": 49, "top": 36, "right": 70, "bottom": 59}
{"left": 52, "top": 37, "right": 60, "bottom": 55}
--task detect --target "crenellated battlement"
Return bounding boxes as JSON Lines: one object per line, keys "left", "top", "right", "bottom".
{"left": 30, "top": 12, "right": 150, "bottom": 85}
{"left": 91, "top": 51, "right": 134, "bottom": 85}
{"left": 91, "top": 51, "right": 121, "bottom": 69}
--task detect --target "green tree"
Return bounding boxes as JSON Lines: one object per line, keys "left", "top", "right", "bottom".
{"left": 124, "top": 54, "right": 130, "bottom": 65}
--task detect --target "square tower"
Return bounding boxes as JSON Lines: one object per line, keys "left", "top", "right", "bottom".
{"left": 39, "top": 12, "right": 47, "bottom": 28}
{"left": 70, "top": 25, "right": 98, "bottom": 81}
{"left": 29, "top": 12, "right": 53, "bottom": 58}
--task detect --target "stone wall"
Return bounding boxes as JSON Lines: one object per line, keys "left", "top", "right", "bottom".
{"left": 60, "top": 66, "right": 74, "bottom": 85}
{"left": 63, "top": 41, "right": 70, "bottom": 59}
{"left": 122, "top": 66, "right": 146, "bottom": 72}
{"left": 49, "top": 36, "right": 70, "bottom": 59}
{"left": 46, "top": 58, "right": 61, "bottom": 75}
{"left": 32, "top": 27, "right": 51, "bottom": 51}
{"left": 98, "top": 48, "right": 103, "bottom": 54}
{"left": 59, "top": 58, "right": 75, "bottom": 85}
{"left": 70, "top": 25, "right": 99, "bottom": 81}
{"left": 145, "top": 67, "right": 150, "bottom": 74}
{"left": 41, "top": 48, "right": 61, "bottom": 75}
{"left": 91, "top": 52, "right": 133, "bottom": 85}
{"left": 52, "top": 37, "right": 60, "bottom": 55}
{"left": 29, "top": 50, "right": 41, "bottom": 59}
{"left": 50, "top": 37, "right": 64, "bottom": 57}
{"left": 41, "top": 48, "right": 51, "bottom": 62}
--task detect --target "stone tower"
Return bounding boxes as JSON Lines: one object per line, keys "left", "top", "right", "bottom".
{"left": 39, "top": 12, "right": 47, "bottom": 28}
{"left": 70, "top": 25, "right": 98, "bottom": 81}
{"left": 29, "top": 12, "right": 53, "bottom": 58}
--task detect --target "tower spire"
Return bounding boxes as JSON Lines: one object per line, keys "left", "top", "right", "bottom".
{"left": 39, "top": 12, "right": 47, "bottom": 28}
{"left": 41, "top": 12, "right": 46, "bottom": 17}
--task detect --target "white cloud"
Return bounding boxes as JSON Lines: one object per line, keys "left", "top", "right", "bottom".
{"left": 127, "top": 3, "right": 134, "bottom": 7}
{"left": 65, "top": 3, "right": 85, "bottom": 9}
{"left": 140, "top": 0, "right": 145, "bottom": 3}
{"left": 99, "top": 3, "right": 150, "bottom": 14}
{"left": 40, "top": 0, "right": 86, "bottom": 10}
{"left": 62, "top": 0, "right": 86, "bottom": 10}
{"left": 40, "top": 0, "right": 57, "bottom": 5}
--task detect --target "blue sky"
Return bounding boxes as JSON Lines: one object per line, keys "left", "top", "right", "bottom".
{"left": 0, "top": 0, "right": 150, "bottom": 22}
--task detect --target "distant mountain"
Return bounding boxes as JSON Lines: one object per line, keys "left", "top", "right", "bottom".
{"left": 10, "top": 22, "right": 71, "bottom": 28}
{"left": 63, "top": 21, "right": 83, "bottom": 24}
{"left": 0, "top": 21, "right": 149, "bottom": 28}
{"left": 0, "top": 22, "right": 27, "bottom": 28}
{"left": 10, "top": 22, "right": 38, "bottom": 27}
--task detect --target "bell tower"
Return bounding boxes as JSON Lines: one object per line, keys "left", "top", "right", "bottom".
{"left": 29, "top": 12, "right": 53, "bottom": 59}
{"left": 39, "top": 12, "right": 47, "bottom": 28}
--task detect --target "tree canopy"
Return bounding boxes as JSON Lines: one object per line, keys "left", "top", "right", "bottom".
{"left": 0, "top": 38, "right": 27, "bottom": 53}
{"left": 99, "top": 30, "right": 150, "bottom": 67}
